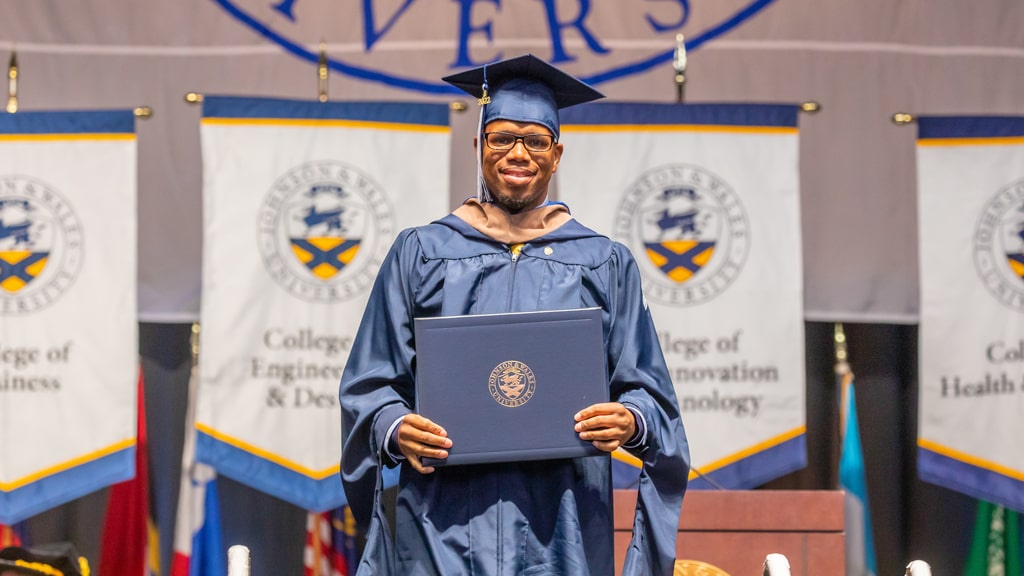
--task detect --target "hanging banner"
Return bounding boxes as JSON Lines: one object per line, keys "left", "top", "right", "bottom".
{"left": 559, "top": 103, "right": 805, "bottom": 488}
{"left": 196, "top": 96, "right": 449, "bottom": 511}
{"left": 916, "top": 116, "right": 1024, "bottom": 512}
{"left": 0, "top": 110, "right": 138, "bottom": 523}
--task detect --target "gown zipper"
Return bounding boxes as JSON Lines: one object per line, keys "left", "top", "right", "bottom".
{"left": 507, "top": 243, "right": 523, "bottom": 311}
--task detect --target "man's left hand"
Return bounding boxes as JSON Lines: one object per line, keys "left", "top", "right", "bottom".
{"left": 574, "top": 402, "right": 636, "bottom": 452}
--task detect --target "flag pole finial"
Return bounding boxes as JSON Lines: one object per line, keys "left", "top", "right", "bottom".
{"left": 7, "top": 50, "right": 18, "bottom": 114}
{"left": 833, "top": 322, "right": 849, "bottom": 373}
{"left": 317, "top": 41, "right": 329, "bottom": 103}
{"left": 672, "top": 33, "right": 686, "bottom": 104}
{"left": 834, "top": 322, "right": 851, "bottom": 448}
{"left": 190, "top": 322, "right": 200, "bottom": 367}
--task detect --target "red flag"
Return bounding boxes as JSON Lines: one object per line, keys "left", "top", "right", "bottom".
{"left": 99, "top": 370, "right": 151, "bottom": 576}
{"left": 304, "top": 507, "right": 358, "bottom": 576}
{"left": 0, "top": 523, "right": 23, "bottom": 547}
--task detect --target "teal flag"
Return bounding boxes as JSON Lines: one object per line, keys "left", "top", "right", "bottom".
{"left": 839, "top": 369, "right": 877, "bottom": 576}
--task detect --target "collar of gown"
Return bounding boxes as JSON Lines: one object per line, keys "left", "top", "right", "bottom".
{"left": 451, "top": 198, "right": 572, "bottom": 245}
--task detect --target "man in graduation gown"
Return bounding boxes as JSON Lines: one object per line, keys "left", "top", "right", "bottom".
{"left": 340, "top": 54, "right": 690, "bottom": 576}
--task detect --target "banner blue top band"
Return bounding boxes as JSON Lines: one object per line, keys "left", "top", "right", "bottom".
{"left": 0, "top": 110, "right": 135, "bottom": 135}
{"left": 918, "top": 116, "right": 1024, "bottom": 139}
{"left": 560, "top": 102, "right": 800, "bottom": 128}
{"left": 201, "top": 96, "right": 449, "bottom": 127}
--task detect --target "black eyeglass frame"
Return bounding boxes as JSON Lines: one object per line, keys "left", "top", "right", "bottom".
{"left": 482, "top": 131, "right": 557, "bottom": 153}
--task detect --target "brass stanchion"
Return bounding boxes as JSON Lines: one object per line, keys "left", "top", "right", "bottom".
{"left": 190, "top": 322, "right": 200, "bottom": 367}
{"left": 673, "top": 34, "right": 687, "bottom": 104}
{"left": 317, "top": 41, "right": 329, "bottom": 103}
{"left": 7, "top": 51, "right": 18, "bottom": 113}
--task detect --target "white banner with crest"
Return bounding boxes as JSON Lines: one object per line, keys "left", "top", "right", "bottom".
{"left": 559, "top": 102, "right": 805, "bottom": 488}
{"left": 916, "top": 116, "right": 1024, "bottom": 512}
{"left": 0, "top": 110, "right": 138, "bottom": 523}
{"left": 197, "top": 96, "right": 449, "bottom": 511}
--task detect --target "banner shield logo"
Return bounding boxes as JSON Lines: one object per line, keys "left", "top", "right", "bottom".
{"left": 643, "top": 187, "right": 718, "bottom": 284}
{"left": 287, "top": 184, "right": 362, "bottom": 281}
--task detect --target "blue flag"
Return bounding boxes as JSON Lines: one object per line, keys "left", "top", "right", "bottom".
{"left": 839, "top": 369, "right": 878, "bottom": 576}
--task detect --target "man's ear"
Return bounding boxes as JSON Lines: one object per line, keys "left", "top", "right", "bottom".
{"left": 551, "top": 142, "right": 564, "bottom": 173}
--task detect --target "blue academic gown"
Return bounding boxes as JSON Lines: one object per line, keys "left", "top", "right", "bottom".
{"left": 340, "top": 213, "right": 690, "bottom": 576}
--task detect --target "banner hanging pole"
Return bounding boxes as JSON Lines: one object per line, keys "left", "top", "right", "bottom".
{"left": 672, "top": 34, "right": 686, "bottom": 104}
{"left": 7, "top": 50, "right": 17, "bottom": 113}
{"left": 191, "top": 322, "right": 200, "bottom": 367}
{"left": 317, "top": 41, "right": 328, "bottom": 103}
{"left": 892, "top": 112, "right": 916, "bottom": 125}
{"left": 800, "top": 101, "right": 821, "bottom": 114}
{"left": 833, "top": 322, "right": 849, "bottom": 488}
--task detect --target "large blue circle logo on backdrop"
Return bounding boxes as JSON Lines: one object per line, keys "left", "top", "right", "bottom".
{"left": 211, "top": 0, "right": 775, "bottom": 94}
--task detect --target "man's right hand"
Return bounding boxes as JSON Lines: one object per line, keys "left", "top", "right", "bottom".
{"left": 397, "top": 413, "right": 452, "bottom": 474}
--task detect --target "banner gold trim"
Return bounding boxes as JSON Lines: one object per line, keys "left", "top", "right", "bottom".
{"left": 195, "top": 422, "right": 341, "bottom": 480}
{"left": 918, "top": 437, "right": 1024, "bottom": 481}
{"left": 688, "top": 426, "right": 806, "bottom": 480}
{"left": 0, "top": 437, "right": 135, "bottom": 491}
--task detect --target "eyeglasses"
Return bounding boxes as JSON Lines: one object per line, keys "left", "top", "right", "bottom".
{"left": 483, "top": 132, "right": 556, "bottom": 153}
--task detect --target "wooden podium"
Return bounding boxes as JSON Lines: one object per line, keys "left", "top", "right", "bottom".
{"left": 613, "top": 489, "right": 845, "bottom": 576}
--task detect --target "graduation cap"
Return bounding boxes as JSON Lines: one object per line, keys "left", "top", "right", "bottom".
{"left": 443, "top": 54, "right": 604, "bottom": 203}
{"left": 442, "top": 54, "right": 604, "bottom": 140}
{"left": 0, "top": 543, "right": 90, "bottom": 576}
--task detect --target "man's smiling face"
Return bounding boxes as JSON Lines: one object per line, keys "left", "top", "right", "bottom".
{"left": 479, "top": 119, "right": 563, "bottom": 214}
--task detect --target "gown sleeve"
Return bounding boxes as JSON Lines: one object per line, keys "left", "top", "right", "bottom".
{"left": 606, "top": 244, "right": 691, "bottom": 576}
{"left": 339, "top": 228, "right": 421, "bottom": 529}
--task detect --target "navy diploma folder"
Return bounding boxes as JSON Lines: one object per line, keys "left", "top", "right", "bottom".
{"left": 414, "top": 307, "right": 608, "bottom": 467}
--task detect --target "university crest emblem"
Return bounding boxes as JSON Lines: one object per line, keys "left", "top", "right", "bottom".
{"left": 0, "top": 176, "right": 83, "bottom": 315}
{"left": 488, "top": 360, "right": 537, "bottom": 408}
{"left": 974, "top": 178, "right": 1024, "bottom": 311}
{"left": 615, "top": 164, "right": 748, "bottom": 306}
{"left": 257, "top": 161, "right": 395, "bottom": 302}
